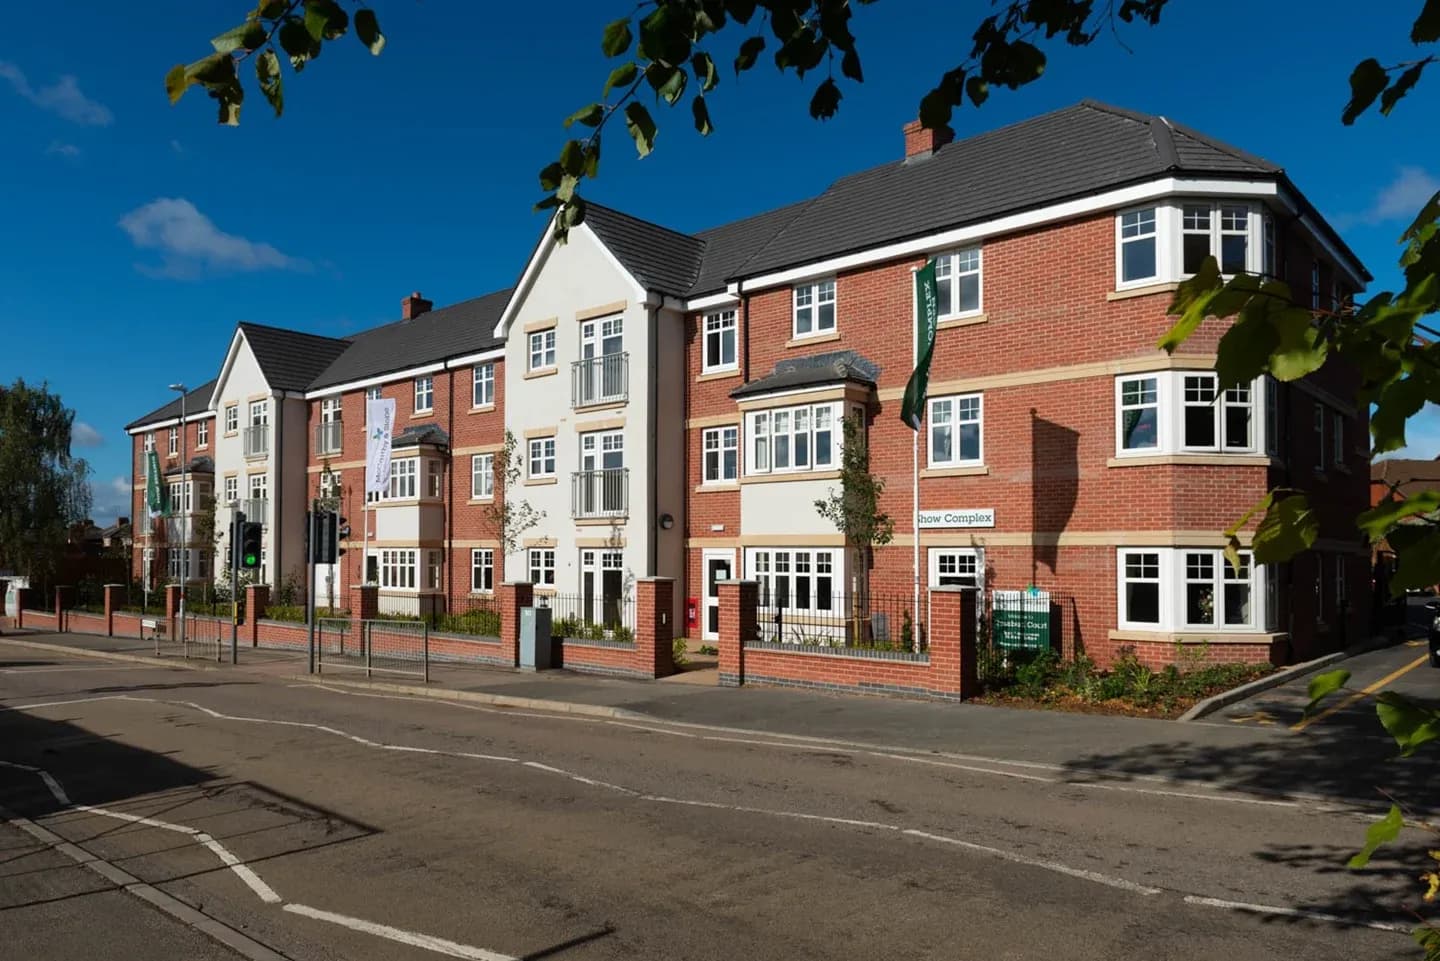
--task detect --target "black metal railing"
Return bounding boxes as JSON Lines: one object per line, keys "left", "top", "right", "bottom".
{"left": 753, "top": 591, "right": 926, "bottom": 653}
{"left": 570, "top": 352, "right": 628, "bottom": 407}
{"left": 538, "top": 592, "right": 636, "bottom": 643}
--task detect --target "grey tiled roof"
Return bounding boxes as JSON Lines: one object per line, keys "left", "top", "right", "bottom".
{"left": 308, "top": 288, "right": 512, "bottom": 390}
{"left": 688, "top": 200, "right": 813, "bottom": 297}
{"left": 125, "top": 379, "right": 218, "bottom": 430}
{"left": 583, "top": 203, "right": 706, "bottom": 297}
{"left": 393, "top": 423, "right": 450, "bottom": 449}
{"left": 163, "top": 456, "right": 214, "bottom": 477}
{"left": 732, "top": 100, "right": 1286, "bottom": 277}
{"left": 239, "top": 323, "right": 352, "bottom": 392}
{"left": 731, "top": 350, "right": 880, "bottom": 399}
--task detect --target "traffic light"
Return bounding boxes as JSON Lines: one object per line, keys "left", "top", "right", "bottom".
{"left": 336, "top": 516, "right": 349, "bottom": 559}
{"left": 240, "top": 522, "right": 263, "bottom": 570}
{"left": 230, "top": 512, "right": 247, "bottom": 572}
{"left": 311, "top": 511, "right": 347, "bottom": 564}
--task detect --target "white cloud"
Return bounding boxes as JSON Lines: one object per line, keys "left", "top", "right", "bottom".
{"left": 45, "top": 140, "right": 80, "bottom": 159}
{"left": 0, "top": 60, "right": 112, "bottom": 126}
{"left": 1352, "top": 167, "right": 1440, "bottom": 227}
{"left": 90, "top": 475, "right": 133, "bottom": 525}
{"left": 118, "top": 197, "right": 310, "bottom": 278}
{"left": 72, "top": 421, "right": 104, "bottom": 448}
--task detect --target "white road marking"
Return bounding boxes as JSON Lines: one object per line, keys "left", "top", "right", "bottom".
{"left": 0, "top": 664, "right": 150, "bottom": 674}
{"left": 1183, "top": 895, "right": 1412, "bottom": 934}
{"left": 197, "top": 833, "right": 282, "bottom": 904}
{"left": 875, "top": 752, "right": 1059, "bottom": 783}
{"left": 284, "top": 903, "right": 518, "bottom": 960}
{"left": 0, "top": 690, "right": 1410, "bottom": 937}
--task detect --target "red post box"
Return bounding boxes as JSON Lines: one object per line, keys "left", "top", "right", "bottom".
{"left": 684, "top": 596, "right": 699, "bottom": 632}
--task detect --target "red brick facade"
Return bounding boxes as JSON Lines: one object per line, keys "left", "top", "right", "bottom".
{"left": 685, "top": 209, "right": 1369, "bottom": 669}
{"left": 129, "top": 412, "right": 217, "bottom": 587}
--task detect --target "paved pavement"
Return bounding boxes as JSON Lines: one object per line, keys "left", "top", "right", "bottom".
{"left": 0, "top": 638, "right": 1431, "bottom": 960}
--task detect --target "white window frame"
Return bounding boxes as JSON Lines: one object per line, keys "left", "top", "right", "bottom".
{"left": 528, "top": 548, "right": 555, "bottom": 586}
{"left": 934, "top": 247, "right": 983, "bottom": 318}
{"left": 426, "top": 459, "right": 442, "bottom": 498}
{"left": 471, "top": 549, "right": 494, "bottom": 593}
{"left": 414, "top": 375, "right": 434, "bottom": 414}
{"left": 528, "top": 329, "right": 557, "bottom": 371}
{"left": 167, "top": 427, "right": 178, "bottom": 456}
{"left": 791, "top": 279, "right": 837, "bottom": 339}
{"left": 702, "top": 426, "right": 739, "bottom": 483}
{"left": 366, "top": 386, "right": 381, "bottom": 401}
{"left": 223, "top": 405, "right": 238, "bottom": 434}
{"left": 318, "top": 471, "right": 341, "bottom": 500}
{"left": 223, "top": 476, "right": 238, "bottom": 505}
{"left": 248, "top": 473, "right": 268, "bottom": 502}
{"left": 426, "top": 550, "right": 442, "bottom": 591}
{"left": 927, "top": 394, "right": 983, "bottom": 468}
{"left": 249, "top": 400, "right": 268, "bottom": 426}
{"left": 528, "top": 437, "right": 556, "bottom": 479}
{"left": 745, "top": 401, "right": 842, "bottom": 476}
{"left": 1118, "top": 547, "right": 1266, "bottom": 632}
{"left": 368, "top": 457, "right": 418, "bottom": 502}
{"left": 196, "top": 421, "right": 209, "bottom": 448}
{"left": 144, "top": 431, "right": 156, "bottom": 453}
{"left": 1115, "top": 372, "right": 1269, "bottom": 458}
{"left": 1332, "top": 411, "right": 1345, "bottom": 467}
{"left": 745, "top": 547, "right": 841, "bottom": 615}
{"left": 378, "top": 548, "right": 418, "bottom": 590}
{"left": 472, "top": 453, "right": 494, "bottom": 499}
{"left": 1116, "top": 206, "right": 1161, "bottom": 287}
{"left": 928, "top": 548, "right": 985, "bottom": 589}
{"left": 703, "top": 310, "right": 738, "bottom": 372}
{"left": 472, "top": 363, "right": 495, "bottom": 408}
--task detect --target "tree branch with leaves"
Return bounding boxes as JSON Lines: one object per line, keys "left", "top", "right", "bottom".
{"left": 484, "top": 430, "right": 545, "bottom": 560}
{"left": 815, "top": 414, "right": 894, "bottom": 643}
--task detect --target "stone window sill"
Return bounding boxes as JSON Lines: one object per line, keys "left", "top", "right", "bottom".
{"left": 1108, "top": 453, "right": 1280, "bottom": 468}
{"left": 920, "top": 464, "right": 988, "bottom": 478}
{"left": 1108, "top": 628, "right": 1286, "bottom": 645}
{"left": 697, "top": 368, "right": 741, "bottom": 383}
{"left": 785, "top": 330, "right": 841, "bottom": 349}
{"left": 937, "top": 313, "right": 988, "bottom": 330}
{"left": 1107, "top": 281, "right": 1180, "bottom": 301}
{"left": 524, "top": 367, "right": 557, "bottom": 380}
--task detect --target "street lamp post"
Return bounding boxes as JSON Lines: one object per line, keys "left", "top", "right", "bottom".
{"left": 169, "top": 383, "right": 188, "bottom": 647}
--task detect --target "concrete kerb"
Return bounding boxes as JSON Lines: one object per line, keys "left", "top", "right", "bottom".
{"left": 1178, "top": 633, "right": 1405, "bottom": 722}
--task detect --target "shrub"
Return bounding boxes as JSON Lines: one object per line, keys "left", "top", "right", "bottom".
{"left": 673, "top": 637, "right": 688, "bottom": 666}
{"left": 551, "top": 615, "right": 582, "bottom": 639}
{"left": 612, "top": 625, "right": 634, "bottom": 644}
{"left": 434, "top": 608, "right": 500, "bottom": 637}
{"left": 698, "top": 644, "right": 719, "bottom": 656}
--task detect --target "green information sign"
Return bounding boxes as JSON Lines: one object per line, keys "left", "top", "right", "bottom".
{"left": 992, "top": 589, "right": 1051, "bottom": 652}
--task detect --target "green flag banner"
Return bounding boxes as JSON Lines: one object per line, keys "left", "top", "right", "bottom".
{"left": 901, "top": 260, "right": 940, "bottom": 430}
{"left": 145, "top": 450, "right": 164, "bottom": 519}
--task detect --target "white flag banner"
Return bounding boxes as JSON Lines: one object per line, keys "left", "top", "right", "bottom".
{"left": 365, "top": 398, "right": 397, "bottom": 495}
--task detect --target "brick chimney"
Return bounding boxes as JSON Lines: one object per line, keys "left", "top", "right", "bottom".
{"left": 118, "top": 516, "right": 130, "bottom": 527}
{"left": 401, "top": 291, "right": 433, "bottom": 320}
{"left": 903, "top": 119, "right": 953, "bottom": 160}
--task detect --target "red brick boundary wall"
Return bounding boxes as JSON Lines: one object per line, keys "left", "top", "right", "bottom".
{"left": 717, "top": 582, "right": 977, "bottom": 702}
{"left": 245, "top": 585, "right": 271, "bottom": 647}
{"left": 558, "top": 578, "right": 676, "bottom": 679}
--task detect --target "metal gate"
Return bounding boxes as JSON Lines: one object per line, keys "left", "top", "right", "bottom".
{"left": 155, "top": 613, "right": 225, "bottom": 662}
{"left": 316, "top": 618, "right": 429, "bottom": 681}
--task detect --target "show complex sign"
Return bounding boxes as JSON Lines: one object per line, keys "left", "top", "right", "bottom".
{"left": 916, "top": 508, "right": 995, "bottom": 530}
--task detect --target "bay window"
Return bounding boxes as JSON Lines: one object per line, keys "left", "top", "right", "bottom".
{"left": 928, "top": 394, "right": 983, "bottom": 467}
{"left": 746, "top": 401, "right": 841, "bottom": 475}
{"left": 1118, "top": 207, "right": 1158, "bottom": 284}
{"left": 1115, "top": 372, "right": 1273, "bottom": 457}
{"left": 1117, "top": 202, "right": 1271, "bottom": 287}
{"left": 935, "top": 247, "right": 982, "bottom": 317}
{"left": 747, "top": 548, "right": 839, "bottom": 614}
{"left": 1118, "top": 548, "right": 1267, "bottom": 631}
{"left": 378, "top": 549, "right": 417, "bottom": 589}
{"left": 367, "top": 457, "right": 418, "bottom": 502}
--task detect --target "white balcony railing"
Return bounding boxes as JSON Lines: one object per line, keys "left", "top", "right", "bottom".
{"left": 243, "top": 424, "right": 270, "bottom": 458}
{"left": 571, "top": 353, "right": 628, "bottom": 408}
{"left": 240, "top": 497, "right": 269, "bottom": 526}
{"left": 571, "top": 468, "right": 628, "bottom": 520}
{"left": 315, "top": 421, "right": 342, "bottom": 455}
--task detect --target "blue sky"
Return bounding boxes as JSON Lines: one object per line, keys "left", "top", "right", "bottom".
{"left": 2, "top": 1, "right": 1437, "bottom": 523}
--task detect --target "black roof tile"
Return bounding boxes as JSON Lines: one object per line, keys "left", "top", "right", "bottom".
{"left": 731, "top": 350, "right": 880, "bottom": 399}
{"left": 308, "top": 288, "right": 512, "bottom": 391}
{"left": 583, "top": 203, "right": 706, "bottom": 297}
{"left": 125, "top": 379, "right": 218, "bottom": 430}
{"left": 239, "top": 323, "right": 352, "bottom": 392}
{"left": 688, "top": 200, "right": 813, "bottom": 297}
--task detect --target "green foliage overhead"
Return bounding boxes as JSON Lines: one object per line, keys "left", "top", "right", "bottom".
{"left": 0, "top": 380, "right": 93, "bottom": 581}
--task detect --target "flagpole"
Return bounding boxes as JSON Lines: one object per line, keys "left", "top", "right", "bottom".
{"left": 910, "top": 267, "right": 921, "bottom": 654}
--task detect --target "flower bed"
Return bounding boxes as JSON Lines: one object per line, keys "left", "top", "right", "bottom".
{"left": 975, "top": 645, "right": 1273, "bottom": 719}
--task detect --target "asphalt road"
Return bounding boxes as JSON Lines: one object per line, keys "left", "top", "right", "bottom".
{"left": 0, "top": 644, "right": 1427, "bottom": 961}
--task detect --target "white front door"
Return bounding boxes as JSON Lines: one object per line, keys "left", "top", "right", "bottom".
{"left": 701, "top": 549, "right": 735, "bottom": 641}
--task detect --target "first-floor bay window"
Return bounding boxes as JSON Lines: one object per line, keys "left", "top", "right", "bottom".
{"left": 746, "top": 401, "right": 841, "bottom": 475}
{"left": 1116, "top": 372, "right": 1273, "bottom": 457}
{"left": 1118, "top": 376, "right": 1160, "bottom": 451}
{"left": 471, "top": 549, "right": 494, "bottom": 593}
{"left": 928, "top": 394, "right": 982, "bottom": 467}
{"left": 1118, "top": 548, "right": 1266, "bottom": 631}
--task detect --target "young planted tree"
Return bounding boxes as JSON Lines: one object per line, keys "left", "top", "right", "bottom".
{"left": 815, "top": 414, "right": 894, "bottom": 645}
{"left": 483, "top": 430, "right": 546, "bottom": 564}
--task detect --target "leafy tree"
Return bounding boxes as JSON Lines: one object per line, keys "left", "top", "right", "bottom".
{"left": 815, "top": 414, "right": 895, "bottom": 642}
{"left": 0, "top": 380, "right": 93, "bottom": 585}
{"left": 484, "top": 430, "right": 545, "bottom": 561}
